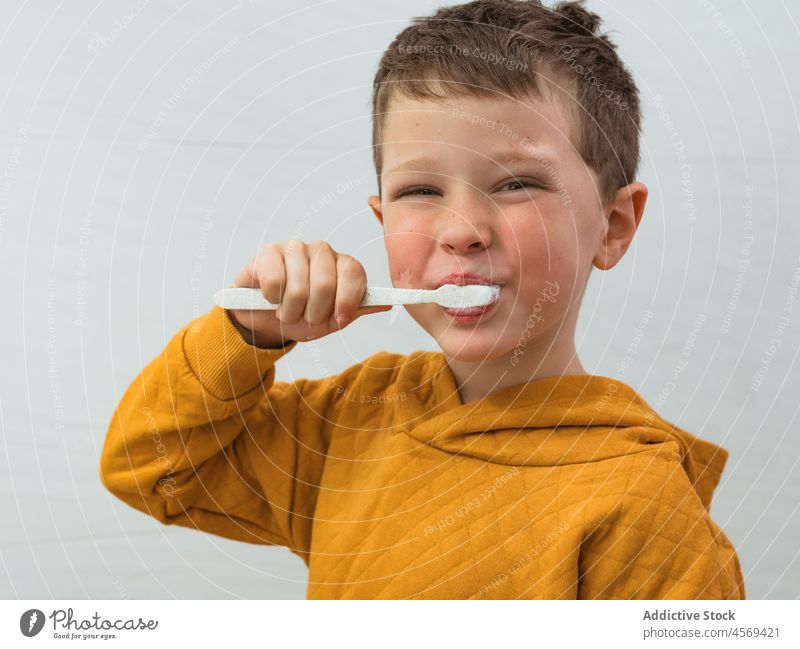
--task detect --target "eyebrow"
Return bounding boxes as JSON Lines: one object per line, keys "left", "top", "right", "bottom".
{"left": 385, "top": 148, "right": 555, "bottom": 175}
{"left": 492, "top": 149, "right": 555, "bottom": 167}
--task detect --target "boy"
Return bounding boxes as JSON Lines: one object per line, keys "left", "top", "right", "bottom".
{"left": 99, "top": 0, "right": 745, "bottom": 599}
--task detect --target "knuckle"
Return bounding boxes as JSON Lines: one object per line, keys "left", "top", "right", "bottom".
{"left": 256, "top": 243, "right": 278, "bottom": 261}
{"left": 260, "top": 275, "right": 279, "bottom": 291}
{"left": 338, "top": 256, "right": 364, "bottom": 278}
{"left": 261, "top": 270, "right": 285, "bottom": 290}
{"left": 284, "top": 238, "right": 305, "bottom": 253}
{"left": 260, "top": 283, "right": 281, "bottom": 301}
{"left": 315, "top": 275, "right": 337, "bottom": 295}
{"left": 276, "top": 305, "right": 297, "bottom": 322}
{"left": 284, "top": 286, "right": 309, "bottom": 303}
{"left": 309, "top": 242, "right": 333, "bottom": 266}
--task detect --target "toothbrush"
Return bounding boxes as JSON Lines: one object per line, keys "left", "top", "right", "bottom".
{"left": 213, "top": 284, "right": 501, "bottom": 311}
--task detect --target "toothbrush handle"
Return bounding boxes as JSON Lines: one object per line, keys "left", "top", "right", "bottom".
{"left": 360, "top": 286, "right": 437, "bottom": 306}
{"left": 213, "top": 286, "right": 437, "bottom": 310}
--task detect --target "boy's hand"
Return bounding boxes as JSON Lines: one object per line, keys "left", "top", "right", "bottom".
{"left": 227, "top": 240, "right": 392, "bottom": 348}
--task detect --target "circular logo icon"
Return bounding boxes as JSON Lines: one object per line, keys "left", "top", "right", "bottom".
{"left": 20, "top": 609, "right": 46, "bottom": 637}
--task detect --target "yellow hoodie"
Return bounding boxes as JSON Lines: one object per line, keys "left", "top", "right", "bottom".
{"left": 99, "top": 304, "right": 745, "bottom": 599}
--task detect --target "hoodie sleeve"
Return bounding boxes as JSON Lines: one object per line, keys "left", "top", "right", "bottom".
{"left": 577, "top": 457, "right": 746, "bottom": 600}
{"left": 98, "top": 304, "right": 341, "bottom": 563}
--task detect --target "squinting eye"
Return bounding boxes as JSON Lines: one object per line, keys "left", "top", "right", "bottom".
{"left": 500, "top": 179, "right": 539, "bottom": 192}
{"left": 395, "top": 187, "right": 439, "bottom": 198}
{"left": 393, "top": 180, "right": 541, "bottom": 199}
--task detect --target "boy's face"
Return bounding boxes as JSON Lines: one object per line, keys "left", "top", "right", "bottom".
{"left": 368, "top": 91, "right": 640, "bottom": 363}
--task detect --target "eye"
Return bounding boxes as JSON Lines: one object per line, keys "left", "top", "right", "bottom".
{"left": 394, "top": 186, "right": 440, "bottom": 199}
{"left": 498, "top": 178, "right": 542, "bottom": 192}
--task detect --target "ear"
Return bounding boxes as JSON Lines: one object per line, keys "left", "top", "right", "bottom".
{"left": 367, "top": 194, "right": 383, "bottom": 227}
{"left": 593, "top": 181, "right": 648, "bottom": 270}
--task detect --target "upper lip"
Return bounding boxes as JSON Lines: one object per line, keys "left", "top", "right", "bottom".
{"left": 434, "top": 272, "right": 503, "bottom": 289}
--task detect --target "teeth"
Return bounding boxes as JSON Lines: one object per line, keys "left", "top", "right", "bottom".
{"left": 446, "top": 285, "right": 502, "bottom": 312}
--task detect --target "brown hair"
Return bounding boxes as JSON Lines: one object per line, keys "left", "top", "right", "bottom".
{"left": 371, "top": 0, "right": 641, "bottom": 205}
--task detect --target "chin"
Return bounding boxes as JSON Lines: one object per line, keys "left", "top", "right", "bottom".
{"left": 436, "top": 330, "right": 512, "bottom": 364}
{"left": 409, "top": 305, "right": 509, "bottom": 361}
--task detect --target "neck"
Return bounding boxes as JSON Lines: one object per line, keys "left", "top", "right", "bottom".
{"left": 443, "top": 314, "right": 586, "bottom": 405}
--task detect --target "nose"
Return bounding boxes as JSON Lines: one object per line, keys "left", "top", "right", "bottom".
{"left": 437, "top": 200, "right": 494, "bottom": 255}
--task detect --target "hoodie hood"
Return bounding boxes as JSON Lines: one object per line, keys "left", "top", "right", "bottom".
{"left": 391, "top": 350, "right": 729, "bottom": 512}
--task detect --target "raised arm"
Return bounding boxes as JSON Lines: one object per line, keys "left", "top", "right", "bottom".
{"left": 99, "top": 304, "right": 341, "bottom": 563}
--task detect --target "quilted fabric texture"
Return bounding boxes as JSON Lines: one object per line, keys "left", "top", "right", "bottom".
{"left": 99, "top": 304, "right": 746, "bottom": 599}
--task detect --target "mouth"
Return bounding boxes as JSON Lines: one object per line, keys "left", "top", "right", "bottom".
{"left": 434, "top": 272, "right": 504, "bottom": 323}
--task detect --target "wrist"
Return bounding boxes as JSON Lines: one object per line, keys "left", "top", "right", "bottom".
{"left": 182, "top": 305, "right": 297, "bottom": 401}
{"left": 228, "top": 311, "right": 295, "bottom": 349}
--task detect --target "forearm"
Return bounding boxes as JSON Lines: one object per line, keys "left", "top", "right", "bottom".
{"left": 99, "top": 305, "right": 298, "bottom": 542}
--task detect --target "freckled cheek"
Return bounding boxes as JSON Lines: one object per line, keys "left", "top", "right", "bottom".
{"left": 496, "top": 220, "right": 552, "bottom": 278}
{"left": 496, "top": 219, "right": 580, "bottom": 313}
{"left": 505, "top": 212, "right": 583, "bottom": 268}
{"left": 383, "top": 226, "right": 431, "bottom": 287}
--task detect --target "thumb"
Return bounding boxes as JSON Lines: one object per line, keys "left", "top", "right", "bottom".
{"left": 331, "top": 304, "right": 392, "bottom": 331}
{"left": 352, "top": 304, "right": 393, "bottom": 319}
{"left": 339, "top": 304, "right": 392, "bottom": 329}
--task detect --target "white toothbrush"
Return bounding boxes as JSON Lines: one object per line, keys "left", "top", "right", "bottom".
{"left": 213, "top": 284, "right": 501, "bottom": 310}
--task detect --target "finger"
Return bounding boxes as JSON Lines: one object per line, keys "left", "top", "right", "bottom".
{"left": 276, "top": 239, "right": 310, "bottom": 323}
{"left": 253, "top": 244, "right": 286, "bottom": 305}
{"left": 231, "top": 256, "right": 261, "bottom": 332}
{"left": 234, "top": 255, "right": 259, "bottom": 288}
{"left": 304, "top": 242, "right": 337, "bottom": 325}
{"left": 354, "top": 305, "right": 393, "bottom": 318}
{"left": 329, "top": 304, "right": 392, "bottom": 332}
{"left": 333, "top": 254, "right": 367, "bottom": 325}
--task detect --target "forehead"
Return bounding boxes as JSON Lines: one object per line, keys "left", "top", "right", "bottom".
{"left": 380, "top": 90, "right": 577, "bottom": 166}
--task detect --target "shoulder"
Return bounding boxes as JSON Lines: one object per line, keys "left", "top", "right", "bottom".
{"left": 587, "top": 449, "right": 711, "bottom": 537}
{"left": 578, "top": 451, "right": 742, "bottom": 598}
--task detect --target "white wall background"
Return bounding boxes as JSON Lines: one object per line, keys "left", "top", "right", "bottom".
{"left": 0, "top": 0, "right": 797, "bottom": 599}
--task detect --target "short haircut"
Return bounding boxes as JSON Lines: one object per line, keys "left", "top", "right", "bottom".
{"left": 371, "top": 0, "right": 641, "bottom": 205}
